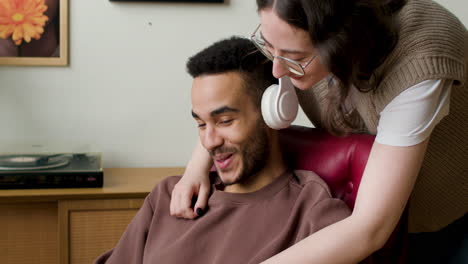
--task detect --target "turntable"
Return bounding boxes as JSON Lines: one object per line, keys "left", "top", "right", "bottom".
{"left": 0, "top": 153, "right": 103, "bottom": 189}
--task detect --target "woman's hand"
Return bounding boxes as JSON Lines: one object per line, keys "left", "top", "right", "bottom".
{"left": 170, "top": 170, "right": 211, "bottom": 219}
{"left": 170, "top": 138, "right": 213, "bottom": 219}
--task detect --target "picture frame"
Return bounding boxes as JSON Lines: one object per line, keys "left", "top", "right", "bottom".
{"left": 0, "top": 0, "right": 69, "bottom": 66}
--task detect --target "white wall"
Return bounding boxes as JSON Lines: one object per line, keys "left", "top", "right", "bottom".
{"left": 437, "top": 0, "right": 468, "bottom": 24}
{"left": 0, "top": 0, "right": 466, "bottom": 167}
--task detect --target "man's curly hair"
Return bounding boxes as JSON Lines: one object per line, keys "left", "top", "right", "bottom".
{"left": 186, "top": 36, "right": 277, "bottom": 108}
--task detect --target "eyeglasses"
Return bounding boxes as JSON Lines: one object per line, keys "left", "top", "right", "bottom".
{"left": 250, "top": 24, "right": 316, "bottom": 77}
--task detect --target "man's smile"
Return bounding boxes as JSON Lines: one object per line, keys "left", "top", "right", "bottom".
{"left": 213, "top": 152, "right": 235, "bottom": 170}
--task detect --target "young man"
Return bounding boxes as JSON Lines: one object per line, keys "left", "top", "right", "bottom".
{"left": 95, "top": 37, "right": 350, "bottom": 264}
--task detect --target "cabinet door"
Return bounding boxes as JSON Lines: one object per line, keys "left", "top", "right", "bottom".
{"left": 0, "top": 203, "right": 58, "bottom": 264}
{"left": 58, "top": 199, "right": 144, "bottom": 264}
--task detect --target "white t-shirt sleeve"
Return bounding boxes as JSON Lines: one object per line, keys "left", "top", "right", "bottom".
{"left": 375, "top": 79, "right": 452, "bottom": 147}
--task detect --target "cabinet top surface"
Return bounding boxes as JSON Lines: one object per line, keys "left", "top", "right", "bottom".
{"left": 0, "top": 167, "right": 185, "bottom": 202}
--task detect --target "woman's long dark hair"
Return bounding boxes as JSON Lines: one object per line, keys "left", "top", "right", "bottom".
{"left": 257, "top": 0, "right": 407, "bottom": 135}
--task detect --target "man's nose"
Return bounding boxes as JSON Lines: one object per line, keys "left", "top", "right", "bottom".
{"left": 203, "top": 125, "right": 223, "bottom": 151}
{"left": 272, "top": 58, "right": 289, "bottom": 79}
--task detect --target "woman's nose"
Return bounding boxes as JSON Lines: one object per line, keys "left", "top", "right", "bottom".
{"left": 272, "top": 58, "right": 289, "bottom": 79}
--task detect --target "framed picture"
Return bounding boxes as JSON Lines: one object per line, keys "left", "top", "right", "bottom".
{"left": 0, "top": 0, "right": 69, "bottom": 66}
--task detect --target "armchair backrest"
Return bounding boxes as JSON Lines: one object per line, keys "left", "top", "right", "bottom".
{"left": 279, "top": 126, "right": 373, "bottom": 209}
{"left": 278, "top": 126, "right": 407, "bottom": 263}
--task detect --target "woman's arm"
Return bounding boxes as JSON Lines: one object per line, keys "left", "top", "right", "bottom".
{"left": 170, "top": 137, "right": 213, "bottom": 219}
{"left": 262, "top": 139, "right": 429, "bottom": 264}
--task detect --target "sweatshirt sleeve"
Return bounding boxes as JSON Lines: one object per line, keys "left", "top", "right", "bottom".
{"left": 306, "top": 198, "right": 351, "bottom": 232}
{"left": 93, "top": 193, "right": 155, "bottom": 264}
{"left": 294, "top": 187, "right": 351, "bottom": 242}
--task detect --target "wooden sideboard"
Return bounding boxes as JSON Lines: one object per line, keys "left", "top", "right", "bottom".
{"left": 0, "top": 167, "right": 185, "bottom": 264}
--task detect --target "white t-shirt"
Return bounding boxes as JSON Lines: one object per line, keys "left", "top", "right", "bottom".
{"left": 375, "top": 79, "right": 452, "bottom": 147}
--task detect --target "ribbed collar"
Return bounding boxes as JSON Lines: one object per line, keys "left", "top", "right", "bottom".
{"left": 208, "top": 170, "right": 293, "bottom": 205}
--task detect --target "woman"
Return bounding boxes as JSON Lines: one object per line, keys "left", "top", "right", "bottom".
{"left": 171, "top": 0, "right": 467, "bottom": 263}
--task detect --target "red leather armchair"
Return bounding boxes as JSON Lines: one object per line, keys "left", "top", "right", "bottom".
{"left": 279, "top": 126, "right": 407, "bottom": 263}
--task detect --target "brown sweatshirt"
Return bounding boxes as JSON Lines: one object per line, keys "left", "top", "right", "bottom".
{"left": 95, "top": 170, "right": 350, "bottom": 264}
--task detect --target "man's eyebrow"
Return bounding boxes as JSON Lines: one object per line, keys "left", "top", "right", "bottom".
{"left": 260, "top": 31, "right": 306, "bottom": 55}
{"left": 191, "top": 106, "right": 239, "bottom": 119}
{"left": 211, "top": 106, "right": 239, "bottom": 116}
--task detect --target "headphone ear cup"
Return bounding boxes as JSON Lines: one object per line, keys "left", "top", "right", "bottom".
{"left": 261, "top": 84, "right": 281, "bottom": 129}
{"left": 261, "top": 79, "right": 299, "bottom": 130}
{"left": 277, "top": 88, "right": 299, "bottom": 125}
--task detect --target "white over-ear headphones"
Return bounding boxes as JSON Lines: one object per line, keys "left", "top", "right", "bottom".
{"left": 261, "top": 76, "right": 299, "bottom": 129}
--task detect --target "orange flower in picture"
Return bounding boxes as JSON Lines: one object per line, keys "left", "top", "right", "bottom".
{"left": 0, "top": 0, "right": 49, "bottom": 45}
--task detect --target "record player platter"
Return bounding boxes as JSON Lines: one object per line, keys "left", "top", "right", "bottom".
{"left": 0, "top": 154, "right": 70, "bottom": 170}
